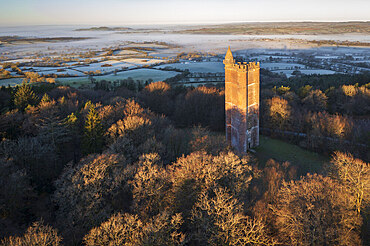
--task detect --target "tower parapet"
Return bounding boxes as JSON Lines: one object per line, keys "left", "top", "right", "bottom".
{"left": 224, "top": 47, "right": 260, "bottom": 153}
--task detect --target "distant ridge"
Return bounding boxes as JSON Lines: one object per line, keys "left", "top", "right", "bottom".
{"left": 75, "top": 26, "right": 132, "bottom": 31}
{"left": 175, "top": 21, "right": 370, "bottom": 35}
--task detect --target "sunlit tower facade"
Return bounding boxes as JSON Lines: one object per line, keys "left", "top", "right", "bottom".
{"left": 224, "top": 47, "right": 260, "bottom": 153}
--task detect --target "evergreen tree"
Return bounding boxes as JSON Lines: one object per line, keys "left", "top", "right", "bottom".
{"left": 65, "top": 112, "right": 81, "bottom": 163}
{"left": 40, "top": 93, "right": 51, "bottom": 103}
{"left": 13, "top": 82, "right": 39, "bottom": 110}
{"left": 82, "top": 104, "right": 104, "bottom": 154}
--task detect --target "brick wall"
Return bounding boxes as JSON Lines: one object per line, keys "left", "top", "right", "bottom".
{"left": 224, "top": 48, "right": 260, "bottom": 153}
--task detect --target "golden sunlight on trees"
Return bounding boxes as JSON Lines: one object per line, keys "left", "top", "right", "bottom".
{"left": 97, "top": 101, "right": 126, "bottom": 128}
{"left": 106, "top": 98, "right": 171, "bottom": 162}
{"left": 131, "top": 153, "right": 170, "bottom": 219}
{"left": 1, "top": 221, "right": 62, "bottom": 246}
{"left": 108, "top": 116, "right": 152, "bottom": 147}
{"left": 124, "top": 99, "right": 145, "bottom": 117}
{"left": 84, "top": 212, "right": 184, "bottom": 246}
{"left": 128, "top": 151, "right": 255, "bottom": 241}
{"left": 307, "top": 112, "right": 352, "bottom": 140}
{"left": 168, "top": 152, "right": 254, "bottom": 222}
{"left": 326, "top": 114, "right": 351, "bottom": 138}
{"left": 342, "top": 85, "right": 357, "bottom": 97}
{"left": 45, "top": 78, "right": 56, "bottom": 84}
{"left": 329, "top": 152, "right": 370, "bottom": 213}
{"left": 24, "top": 72, "right": 45, "bottom": 83}
{"left": 13, "top": 83, "right": 39, "bottom": 110}
{"left": 145, "top": 81, "right": 171, "bottom": 93}
{"left": 298, "top": 85, "right": 312, "bottom": 98}
{"left": 275, "top": 85, "right": 290, "bottom": 95}
{"left": 265, "top": 97, "right": 291, "bottom": 130}
{"left": 0, "top": 69, "right": 11, "bottom": 78}
{"left": 270, "top": 174, "right": 362, "bottom": 245}
{"left": 191, "top": 187, "right": 277, "bottom": 246}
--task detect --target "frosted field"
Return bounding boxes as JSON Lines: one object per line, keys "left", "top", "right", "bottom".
{"left": 246, "top": 55, "right": 294, "bottom": 61}
{"left": 149, "top": 53, "right": 174, "bottom": 58}
{"left": 1, "top": 26, "right": 369, "bottom": 88}
{"left": 315, "top": 55, "right": 340, "bottom": 59}
{"left": 180, "top": 82, "right": 222, "bottom": 87}
{"left": 126, "top": 43, "right": 169, "bottom": 49}
{"left": 112, "top": 50, "right": 140, "bottom": 56}
{"left": 0, "top": 68, "right": 180, "bottom": 86}
{"left": 275, "top": 69, "right": 337, "bottom": 77}
{"left": 24, "top": 62, "right": 135, "bottom": 74}
{"left": 37, "top": 68, "right": 85, "bottom": 76}
{"left": 2, "top": 58, "right": 39, "bottom": 64}
{"left": 21, "top": 66, "right": 54, "bottom": 72}
{"left": 351, "top": 60, "right": 370, "bottom": 63}
{"left": 121, "top": 58, "right": 165, "bottom": 65}
{"left": 299, "top": 69, "right": 336, "bottom": 75}
{"left": 260, "top": 63, "right": 306, "bottom": 70}
{"left": 57, "top": 68, "right": 180, "bottom": 83}
{"left": 25, "top": 67, "right": 83, "bottom": 76}
{"left": 155, "top": 61, "right": 224, "bottom": 73}
{"left": 155, "top": 61, "right": 312, "bottom": 73}
{"left": 71, "top": 61, "right": 136, "bottom": 73}
{"left": 0, "top": 78, "right": 23, "bottom": 86}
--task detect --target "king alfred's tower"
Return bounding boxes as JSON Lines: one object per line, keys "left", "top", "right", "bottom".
{"left": 224, "top": 47, "right": 260, "bottom": 153}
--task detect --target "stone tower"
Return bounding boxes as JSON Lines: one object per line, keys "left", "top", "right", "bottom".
{"left": 224, "top": 47, "right": 260, "bottom": 153}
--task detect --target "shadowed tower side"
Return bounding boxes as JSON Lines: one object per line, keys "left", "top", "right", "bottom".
{"left": 224, "top": 47, "right": 260, "bottom": 153}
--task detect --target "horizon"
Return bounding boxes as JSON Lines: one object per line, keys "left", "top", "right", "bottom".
{"left": 1, "top": 20, "right": 370, "bottom": 29}
{"left": 0, "top": 0, "right": 369, "bottom": 26}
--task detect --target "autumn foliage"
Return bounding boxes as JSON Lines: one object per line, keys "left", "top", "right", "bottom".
{"left": 0, "top": 80, "right": 368, "bottom": 245}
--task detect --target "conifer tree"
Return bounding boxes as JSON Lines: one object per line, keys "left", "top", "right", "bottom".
{"left": 82, "top": 104, "right": 104, "bottom": 154}
{"left": 40, "top": 93, "right": 51, "bottom": 103}
{"left": 65, "top": 112, "right": 81, "bottom": 163}
{"left": 13, "top": 82, "right": 39, "bottom": 110}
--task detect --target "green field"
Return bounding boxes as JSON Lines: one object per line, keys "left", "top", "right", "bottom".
{"left": 254, "top": 136, "right": 329, "bottom": 175}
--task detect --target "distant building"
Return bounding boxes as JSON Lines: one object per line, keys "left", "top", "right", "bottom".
{"left": 224, "top": 47, "right": 260, "bottom": 153}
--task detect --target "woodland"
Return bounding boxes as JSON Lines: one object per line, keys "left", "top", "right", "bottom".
{"left": 0, "top": 71, "right": 369, "bottom": 245}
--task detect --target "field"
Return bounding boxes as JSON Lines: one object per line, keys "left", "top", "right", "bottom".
{"left": 261, "top": 62, "right": 305, "bottom": 69}
{"left": 254, "top": 136, "right": 329, "bottom": 175}
{"left": 156, "top": 61, "right": 225, "bottom": 73}
{"left": 156, "top": 61, "right": 338, "bottom": 77}
{"left": 121, "top": 58, "right": 165, "bottom": 65}
{"left": 275, "top": 69, "right": 336, "bottom": 77}
{"left": 58, "top": 68, "right": 180, "bottom": 85}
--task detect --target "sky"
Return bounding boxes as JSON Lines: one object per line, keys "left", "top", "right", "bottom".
{"left": 0, "top": 0, "right": 369, "bottom": 26}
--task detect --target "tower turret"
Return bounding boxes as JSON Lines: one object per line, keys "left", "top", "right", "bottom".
{"left": 223, "top": 46, "right": 235, "bottom": 66}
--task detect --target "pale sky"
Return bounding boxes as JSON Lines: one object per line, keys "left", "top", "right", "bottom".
{"left": 0, "top": 0, "right": 369, "bottom": 26}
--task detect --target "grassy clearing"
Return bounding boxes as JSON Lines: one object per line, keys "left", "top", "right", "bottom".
{"left": 254, "top": 135, "right": 329, "bottom": 175}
